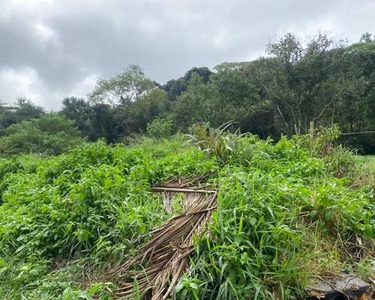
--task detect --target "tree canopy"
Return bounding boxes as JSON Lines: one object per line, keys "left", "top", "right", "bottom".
{"left": 2, "top": 32, "right": 375, "bottom": 154}
{"left": 0, "top": 113, "right": 84, "bottom": 155}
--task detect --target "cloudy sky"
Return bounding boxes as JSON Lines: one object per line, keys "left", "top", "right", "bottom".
{"left": 0, "top": 0, "right": 374, "bottom": 110}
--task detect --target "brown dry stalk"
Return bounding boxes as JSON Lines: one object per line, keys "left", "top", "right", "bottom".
{"left": 108, "top": 174, "right": 217, "bottom": 299}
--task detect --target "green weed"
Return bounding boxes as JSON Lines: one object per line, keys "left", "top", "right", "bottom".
{"left": 0, "top": 130, "right": 373, "bottom": 299}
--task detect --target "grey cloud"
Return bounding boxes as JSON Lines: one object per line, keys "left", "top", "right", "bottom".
{"left": 0, "top": 0, "right": 374, "bottom": 109}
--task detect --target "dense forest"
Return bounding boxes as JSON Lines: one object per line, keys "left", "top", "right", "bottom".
{"left": 1, "top": 32, "right": 375, "bottom": 155}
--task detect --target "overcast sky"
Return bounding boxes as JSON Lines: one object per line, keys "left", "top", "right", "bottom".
{"left": 0, "top": 0, "right": 374, "bottom": 110}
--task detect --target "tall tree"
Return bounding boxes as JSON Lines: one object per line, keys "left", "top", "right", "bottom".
{"left": 359, "top": 32, "right": 373, "bottom": 43}
{"left": 130, "top": 89, "right": 170, "bottom": 132}
{"left": 208, "top": 62, "right": 263, "bottom": 129}
{"left": 173, "top": 75, "right": 212, "bottom": 130}
{"left": 61, "top": 97, "right": 92, "bottom": 136}
{"left": 0, "top": 98, "right": 44, "bottom": 129}
{"left": 162, "top": 67, "right": 213, "bottom": 101}
{"left": 336, "top": 40, "right": 375, "bottom": 152}
{"left": 184, "top": 67, "right": 213, "bottom": 84}
{"left": 248, "top": 33, "right": 345, "bottom": 136}
{"left": 90, "top": 104, "right": 118, "bottom": 144}
{"left": 89, "top": 65, "right": 155, "bottom": 105}
{"left": 163, "top": 78, "right": 187, "bottom": 101}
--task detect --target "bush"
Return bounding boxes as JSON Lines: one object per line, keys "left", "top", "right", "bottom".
{"left": 146, "top": 118, "right": 173, "bottom": 139}
{"left": 0, "top": 114, "right": 84, "bottom": 155}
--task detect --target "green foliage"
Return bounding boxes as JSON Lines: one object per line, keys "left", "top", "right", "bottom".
{"left": 312, "top": 124, "right": 341, "bottom": 155}
{"left": 172, "top": 66, "right": 271, "bottom": 136}
{"left": 0, "top": 138, "right": 217, "bottom": 299}
{"left": 131, "top": 89, "right": 170, "bottom": 132}
{"left": 80, "top": 66, "right": 172, "bottom": 140}
{"left": 0, "top": 127, "right": 373, "bottom": 299}
{"left": 176, "top": 132, "right": 374, "bottom": 299}
{"left": 146, "top": 118, "right": 173, "bottom": 139}
{"left": 167, "top": 33, "right": 375, "bottom": 153}
{"left": 60, "top": 97, "right": 92, "bottom": 137}
{"left": 173, "top": 74, "right": 212, "bottom": 130}
{"left": 88, "top": 65, "right": 155, "bottom": 105}
{"left": 3, "top": 31, "right": 375, "bottom": 153}
{"left": 0, "top": 113, "right": 84, "bottom": 155}
{"left": 208, "top": 63, "right": 264, "bottom": 130}
{"left": 308, "top": 124, "right": 356, "bottom": 176}
{"left": 89, "top": 103, "right": 118, "bottom": 143}
{"left": 187, "top": 122, "right": 257, "bottom": 165}
{"left": 162, "top": 67, "right": 213, "bottom": 101}
{"left": 0, "top": 98, "right": 45, "bottom": 136}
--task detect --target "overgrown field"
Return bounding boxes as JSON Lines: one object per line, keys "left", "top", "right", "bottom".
{"left": 0, "top": 130, "right": 374, "bottom": 299}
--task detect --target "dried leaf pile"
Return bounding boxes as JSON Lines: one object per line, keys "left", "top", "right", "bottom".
{"left": 108, "top": 174, "right": 217, "bottom": 299}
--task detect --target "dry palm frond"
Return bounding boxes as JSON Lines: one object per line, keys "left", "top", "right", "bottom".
{"left": 155, "top": 170, "right": 215, "bottom": 213}
{"left": 108, "top": 175, "right": 217, "bottom": 299}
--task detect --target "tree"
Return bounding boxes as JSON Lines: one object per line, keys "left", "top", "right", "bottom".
{"left": 130, "top": 89, "right": 170, "bottom": 132}
{"left": 0, "top": 113, "right": 84, "bottom": 155}
{"left": 13, "top": 98, "right": 45, "bottom": 120}
{"left": 61, "top": 97, "right": 92, "bottom": 136}
{"left": 88, "top": 65, "right": 155, "bottom": 105}
{"left": 208, "top": 62, "right": 264, "bottom": 130}
{"left": 184, "top": 67, "right": 213, "bottom": 84}
{"left": 90, "top": 104, "right": 118, "bottom": 144}
{"left": 172, "top": 63, "right": 274, "bottom": 136}
{"left": 248, "top": 33, "right": 345, "bottom": 136}
{"left": 360, "top": 32, "right": 373, "bottom": 43}
{"left": 335, "top": 40, "right": 375, "bottom": 153}
{"left": 173, "top": 75, "right": 212, "bottom": 130}
{"left": 0, "top": 98, "right": 44, "bottom": 129}
{"left": 162, "top": 78, "right": 187, "bottom": 101}
{"left": 146, "top": 118, "right": 173, "bottom": 139}
{"left": 162, "top": 67, "right": 213, "bottom": 101}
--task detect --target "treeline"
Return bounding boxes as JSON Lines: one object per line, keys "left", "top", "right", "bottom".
{"left": 1, "top": 32, "right": 375, "bottom": 154}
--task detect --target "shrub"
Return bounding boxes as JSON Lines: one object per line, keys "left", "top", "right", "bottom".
{"left": 146, "top": 118, "right": 173, "bottom": 139}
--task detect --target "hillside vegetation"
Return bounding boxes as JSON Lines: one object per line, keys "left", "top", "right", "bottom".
{"left": 0, "top": 127, "right": 374, "bottom": 299}
{"left": 2, "top": 33, "right": 375, "bottom": 156}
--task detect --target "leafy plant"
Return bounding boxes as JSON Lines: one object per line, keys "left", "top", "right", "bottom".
{"left": 186, "top": 122, "right": 256, "bottom": 165}
{"left": 0, "top": 130, "right": 373, "bottom": 299}
{"left": 0, "top": 113, "right": 84, "bottom": 155}
{"left": 146, "top": 118, "right": 173, "bottom": 139}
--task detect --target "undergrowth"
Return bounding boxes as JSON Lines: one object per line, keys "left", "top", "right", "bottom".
{"left": 0, "top": 130, "right": 373, "bottom": 299}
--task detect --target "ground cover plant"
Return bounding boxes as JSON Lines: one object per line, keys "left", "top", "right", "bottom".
{"left": 0, "top": 128, "right": 373, "bottom": 299}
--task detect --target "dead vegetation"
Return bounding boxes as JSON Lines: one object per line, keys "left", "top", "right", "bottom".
{"left": 108, "top": 173, "right": 217, "bottom": 299}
